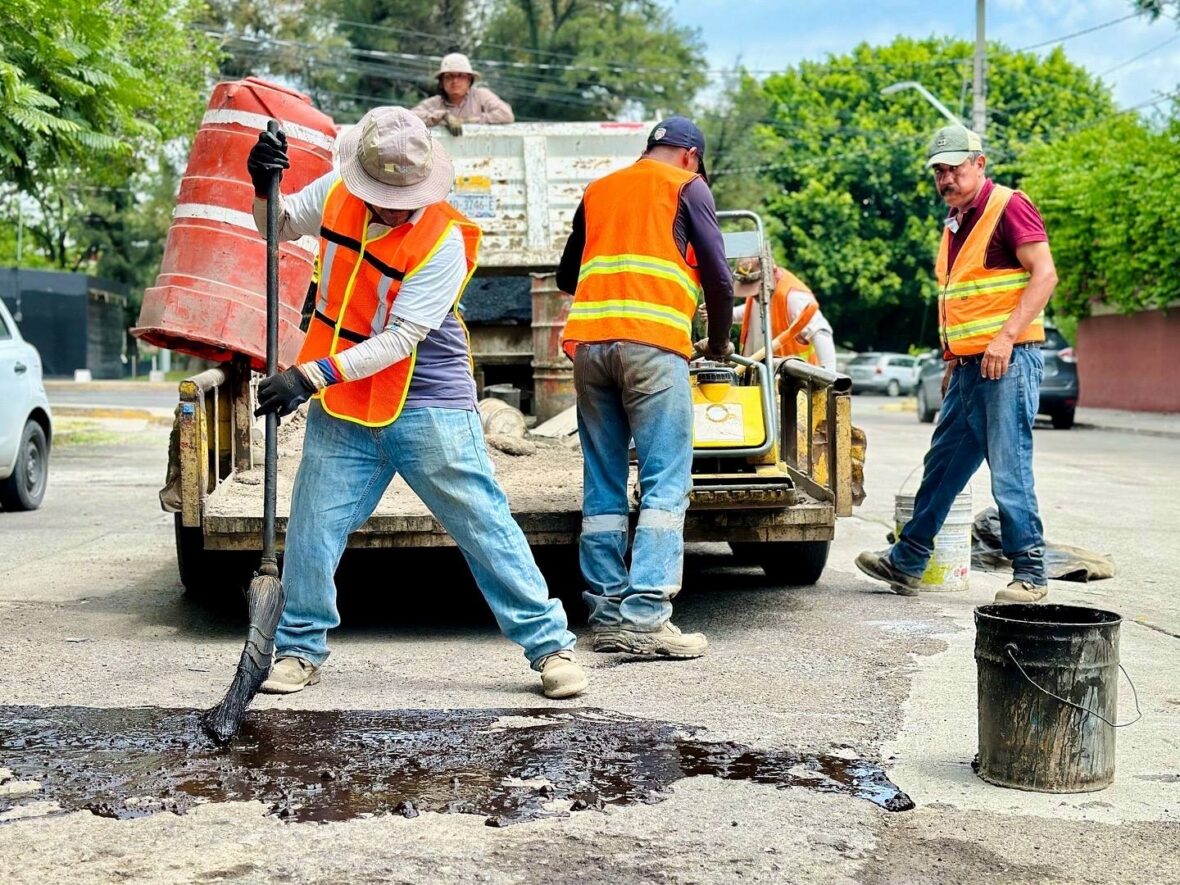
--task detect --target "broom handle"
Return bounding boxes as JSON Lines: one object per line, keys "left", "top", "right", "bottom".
{"left": 262, "top": 119, "right": 281, "bottom": 569}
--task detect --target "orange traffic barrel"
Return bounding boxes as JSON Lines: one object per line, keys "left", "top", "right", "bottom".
{"left": 134, "top": 77, "right": 336, "bottom": 371}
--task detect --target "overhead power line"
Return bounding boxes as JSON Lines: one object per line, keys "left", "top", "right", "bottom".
{"left": 1011, "top": 12, "right": 1142, "bottom": 53}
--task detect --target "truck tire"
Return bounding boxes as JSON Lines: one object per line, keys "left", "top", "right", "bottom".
{"left": 0, "top": 420, "right": 49, "bottom": 511}
{"left": 729, "top": 540, "right": 831, "bottom": 586}
{"left": 174, "top": 513, "right": 256, "bottom": 606}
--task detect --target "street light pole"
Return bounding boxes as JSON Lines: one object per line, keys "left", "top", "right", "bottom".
{"left": 880, "top": 81, "right": 962, "bottom": 125}
{"left": 974, "top": 0, "right": 987, "bottom": 143}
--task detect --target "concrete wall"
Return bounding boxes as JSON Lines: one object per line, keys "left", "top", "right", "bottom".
{"left": 1078, "top": 308, "right": 1180, "bottom": 413}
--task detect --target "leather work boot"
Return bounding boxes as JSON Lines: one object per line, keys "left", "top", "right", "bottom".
{"left": 259, "top": 656, "right": 321, "bottom": 694}
{"left": 592, "top": 622, "right": 708, "bottom": 659}
{"left": 855, "top": 550, "right": 921, "bottom": 597}
{"left": 538, "top": 651, "right": 589, "bottom": 699}
{"left": 994, "top": 580, "right": 1049, "bottom": 603}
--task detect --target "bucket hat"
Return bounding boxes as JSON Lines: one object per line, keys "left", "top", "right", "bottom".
{"left": 336, "top": 107, "right": 454, "bottom": 209}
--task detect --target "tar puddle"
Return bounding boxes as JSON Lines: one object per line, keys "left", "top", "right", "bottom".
{"left": 0, "top": 706, "right": 913, "bottom": 825}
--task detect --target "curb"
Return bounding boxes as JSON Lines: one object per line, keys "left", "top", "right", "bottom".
{"left": 53, "top": 405, "right": 174, "bottom": 426}
{"left": 43, "top": 380, "right": 177, "bottom": 392}
{"left": 1073, "top": 422, "right": 1180, "bottom": 440}
{"left": 879, "top": 398, "right": 918, "bottom": 413}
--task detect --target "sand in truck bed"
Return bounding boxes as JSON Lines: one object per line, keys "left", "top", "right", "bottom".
{"left": 205, "top": 406, "right": 590, "bottom": 521}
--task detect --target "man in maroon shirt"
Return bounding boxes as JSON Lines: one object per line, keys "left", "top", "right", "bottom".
{"left": 856, "top": 124, "right": 1058, "bottom": 603}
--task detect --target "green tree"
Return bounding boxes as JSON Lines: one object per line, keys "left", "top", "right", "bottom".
{"left": 2, "top": 0, "right": 218, "bottom": 272}
{"left": 708, "top": 37, "right": 1116, "bottom": 351}
{"left": 1021, "top": 111, "right": 1180, "bottom": 318}
{"left": 479, "top": 0, "right": 707, "bottom": 121}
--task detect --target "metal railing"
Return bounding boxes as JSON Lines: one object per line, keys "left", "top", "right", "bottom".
{"left": 778, "top": 360, "right": 853, "bottom": 517}
{"left": 177, "top": 358, "right": 253, "bottom": 527}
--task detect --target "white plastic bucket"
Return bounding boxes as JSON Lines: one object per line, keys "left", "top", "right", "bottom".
{"left": 894, "top": 472, "right": 972, "bottom": 592}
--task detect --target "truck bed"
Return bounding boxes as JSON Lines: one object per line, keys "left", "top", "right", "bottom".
{"left": 200, "top": 409, "right": 834, "bottom": 552}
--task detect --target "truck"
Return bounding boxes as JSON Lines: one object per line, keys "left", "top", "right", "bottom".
{"left": 164, "top": 122, "right": 853, "bottom": 598}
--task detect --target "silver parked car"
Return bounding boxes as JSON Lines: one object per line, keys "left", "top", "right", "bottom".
{"left": 0, "top": 298, "right": 52, "bottom": 510}
{"left": 847, "top": 352, "right": 919, "bottom": 396}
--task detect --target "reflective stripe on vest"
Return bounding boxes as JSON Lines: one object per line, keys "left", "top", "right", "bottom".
{"left": 298, "top": 182, "right": 481, "bottom": 427}
{"left": 936, "top": 184, "right": 1043, "bottom": 357}
{"left": 562, "top": 159, "right": 703, "bottom": 359}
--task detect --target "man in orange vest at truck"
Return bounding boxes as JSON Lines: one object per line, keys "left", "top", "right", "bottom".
{"left": 856, "top": 124, "right": 1058, "bottom": 604}
{"left": 729, "top": 258, "right": 837, "bottom": 371}
{"left": 244, "top": 106, "right": 586, "bottom": 700}
{"left": 557, "top": 116, "right": 733, "bottom": 660}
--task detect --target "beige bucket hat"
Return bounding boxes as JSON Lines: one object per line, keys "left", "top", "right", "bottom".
{"left": 434, "top": 52, "right": 480, "bottom": 81}
{"left": 336, "top": 107, "right": 454, "bottom": 209}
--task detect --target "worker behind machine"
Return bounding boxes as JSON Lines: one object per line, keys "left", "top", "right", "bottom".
{"left": 731, "top": 258, "right": 837, "bottom": 371}
{"left": 411, "top": 52, "right": 514, "bottom": 136}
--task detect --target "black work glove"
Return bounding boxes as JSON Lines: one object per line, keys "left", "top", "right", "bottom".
{"left": 255, "top": 367, "right": 316, "bottom": 419}
{"left": 246, "top": 129, "right": 289, "bottom": 198}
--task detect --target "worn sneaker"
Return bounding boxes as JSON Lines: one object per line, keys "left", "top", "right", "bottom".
{"left": 995, "top": 580, "right": 1048, "bottom": 603}
{"left": 592, "top": 622, "right": 708, "bottom": 658}
{"left": 855, "top": 551, "right": 921, "bottom": 597}
{"left": 259, "top": 656, "right": 321, "bottom": 694}
{"left": 538, "top": 651, "right": 588, "bottom": 699}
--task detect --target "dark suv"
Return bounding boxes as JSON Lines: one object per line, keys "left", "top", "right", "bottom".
{"left": 914, "top": 325, "right": 1079, "bottom": 429}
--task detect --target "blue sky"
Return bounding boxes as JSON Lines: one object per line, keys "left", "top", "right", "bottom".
{"left": 667, "top": 0, "right": 1180, "bottom": 111}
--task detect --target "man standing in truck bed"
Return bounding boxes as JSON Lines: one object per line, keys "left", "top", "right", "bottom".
{"left": 557, "top": 116, "right": 734, "bottom": 659}
{"left": 244, "top": 106, "right": 586, "bottom": 699}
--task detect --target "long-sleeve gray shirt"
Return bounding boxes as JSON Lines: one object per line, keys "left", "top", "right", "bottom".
{"left": 557, "top": 173, "right": 733, "bottom": 352}
{"left": 411, "top": 88, "right": 515, "bottom": 126}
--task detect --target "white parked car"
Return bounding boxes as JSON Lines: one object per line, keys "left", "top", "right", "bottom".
{"left": 846, "top": 351, "right": 920, "bottom": 396}
{"left": 0, "top": 298, "right": 52, "bottom": 510}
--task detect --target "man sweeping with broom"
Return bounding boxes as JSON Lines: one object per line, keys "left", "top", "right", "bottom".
{"left": 212, "top": 108, "right": 586, "bottom": 731}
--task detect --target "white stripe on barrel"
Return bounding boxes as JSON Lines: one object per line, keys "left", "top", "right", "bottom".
{"left": 201, "top": 109, "right": 336, "bottom": 153}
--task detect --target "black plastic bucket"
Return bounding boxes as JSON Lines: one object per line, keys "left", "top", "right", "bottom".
{"left": 974, "top": 603, "right": 1135, "bottom": 793}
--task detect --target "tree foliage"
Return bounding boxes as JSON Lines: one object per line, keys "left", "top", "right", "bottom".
{"left": 705, "top": 37, "right": 1116, "bottom": 350}
{"left": 1021, "top": 112, "right": 1180, "bottom": 317}
{"left": 457, "top": 1, "right": 707, "bottom": 121}
{"left": 0, "top": 0, "right": 218, "bottom": 190}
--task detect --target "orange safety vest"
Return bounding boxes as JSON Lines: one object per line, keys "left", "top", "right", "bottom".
{"left": 561, "top": 158, "right": 703, "bottom": 359}
{"left": 739, "top": 268, "right": 821, "bottom": 365}
{"left": 298, "top": 180, "right": 481, "bottom": 427}
{"left": 936, "top": 184, "right": 1042, "bottom": 357}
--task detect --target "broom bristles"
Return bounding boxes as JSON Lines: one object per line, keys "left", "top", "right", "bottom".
{"left": 202, "top": 572, "right": 285, "bottom": 744}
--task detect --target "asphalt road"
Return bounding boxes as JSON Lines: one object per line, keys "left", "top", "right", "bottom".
{"left": 0, "top": 399, "right": 1176, "bottom": 883}
{"left": 44, "top": 380, "right": 178, "bottom": 411}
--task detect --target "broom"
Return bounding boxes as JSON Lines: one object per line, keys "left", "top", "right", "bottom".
{"left": 202, "top": 120, "right": 287, "bottom": 744}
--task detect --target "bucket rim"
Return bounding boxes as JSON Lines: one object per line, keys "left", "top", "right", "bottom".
{"left": 974, "top": 603, "right": 1121, "bottom": 628}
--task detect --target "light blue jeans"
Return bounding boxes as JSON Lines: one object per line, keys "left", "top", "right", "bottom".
{"left": 276, "top": 401, "right": 576, "bottom": 668}
{"left": 574, "top": 342, "right": 693, "bottom": 631}
{"left": 889, "top": 344, "right": 1047, "bottom": 585}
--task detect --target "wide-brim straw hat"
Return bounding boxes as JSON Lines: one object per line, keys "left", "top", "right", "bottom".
{"left": 434, "top": 52, "right": 481, "bottom": 81}
{"left": 336, "top": 106, "right": 454, "bottom": 210}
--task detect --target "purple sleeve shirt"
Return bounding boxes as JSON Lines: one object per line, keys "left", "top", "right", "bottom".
{"left": 556, "top": 174, "right": 733, "bottom": 351}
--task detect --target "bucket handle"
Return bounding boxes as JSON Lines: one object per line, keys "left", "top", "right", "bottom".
{"left": 1004, "top": 643, "right": 1142, "bottom": 728}
{"left": 898, "top": 464, "right": 972, "bottom": 498}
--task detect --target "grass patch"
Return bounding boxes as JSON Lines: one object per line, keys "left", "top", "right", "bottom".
{"left": 53, "top": 419, "right": 124, "bottom": 447}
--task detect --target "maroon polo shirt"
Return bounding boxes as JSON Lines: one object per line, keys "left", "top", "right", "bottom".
{"left": 944, "top": 178, "right": 1049, "bottom": 273}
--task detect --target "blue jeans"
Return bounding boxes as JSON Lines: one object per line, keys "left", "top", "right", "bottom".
{"left": 574, "top": 342, "right": 693, "bottom": 631}
{"left": 890, "top": 345, "right": 1046, "bottom": 585}
{"left": 276, "top": 401, "right": 575, "bottom": 668}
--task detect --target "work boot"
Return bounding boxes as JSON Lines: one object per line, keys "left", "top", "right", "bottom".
{"left": 994, "top": 580, "right": 1048, "bottom": 603}
{"left": 592, "top": 622, "right": 708, "bottom": 659}
{"left": 538, "top": 651, "right": 588, "bottom": 699}
{"left": 259, "top": 656, "right": 321, "bottom": 694}
{"left": 855, "top": 551, "right": 921, "bottom": 597}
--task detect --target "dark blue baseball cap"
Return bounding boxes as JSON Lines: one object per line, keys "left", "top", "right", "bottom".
{"left": 646, "top": 116, "right": 708, "bottom": 182}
